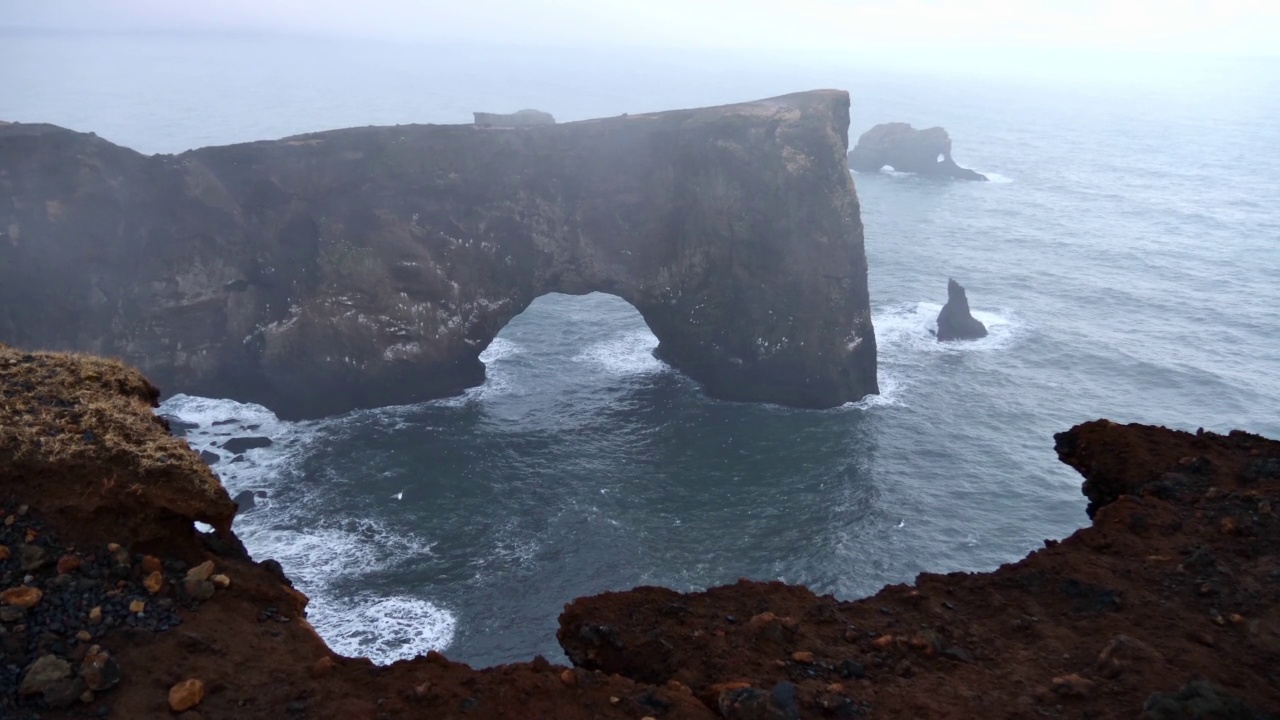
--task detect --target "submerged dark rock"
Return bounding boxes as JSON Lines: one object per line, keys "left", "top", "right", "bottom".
{"left": 848, "top": 122, "right": 987, "bottom": 181}
{"left": 232, "top": 490, "right": 256, "bottom": 512}
{"left": 221, "top": 437, "right": 272, "bottom": 454}
{"left": 936, "top": 278, "right": 988, "bottom": 341}
{"left": 159, "top": 414, "right": 199, "bottom": 437}
{"left": 0, "top": 90, "right": 877, "bottom": 418}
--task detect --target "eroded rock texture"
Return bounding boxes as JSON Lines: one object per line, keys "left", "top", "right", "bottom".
{"left": 848, "top": 122, "right": 987, "bottom": 181}
{"left": 0, "top": 90, "right": 876, "bottom": 419}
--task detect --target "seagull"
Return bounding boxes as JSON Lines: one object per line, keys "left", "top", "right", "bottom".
{"left": 896, "top": 519, "right": 906, "bottom": 528}
{"left": 391, "top": 490, "right": 405, "bottom": 501}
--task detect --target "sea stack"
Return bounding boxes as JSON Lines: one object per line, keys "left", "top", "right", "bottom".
{"left": 936, "top": 278, "right": 988, "bottom": 341}
{"left": 848, "top": 123, "right": 987, "bottom": 181}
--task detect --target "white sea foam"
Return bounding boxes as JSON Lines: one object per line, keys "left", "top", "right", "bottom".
{"left": 841, "top": 370, "right": 905, "bottom": 410}
{"left": 873, "top": 301, "right": 1021, "bottom": 356}
{"left": 309, "top": 594, "right": 456, "bottom": 661}
{"left": 981, "top": 172, "right": 1013, "bottom": 184}
{"left": 479, "top": 336, "right": 520, "bottom": 363}
{"left": 571, "top": 329, "right": 664, "bottom": 375}
{"left": 433, "top": 338, "right": 522, "bottom": 407}
{"left": 157, "top": 394, "right": 457, "bottom": 663}
{"left": 839, "top": 301, "right": 1023, "bottom": 411}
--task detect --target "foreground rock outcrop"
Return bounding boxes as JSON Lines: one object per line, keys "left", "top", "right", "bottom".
{"left": 3, "top": 347, "right": 1277, "bottom": 718}
{"left": 563, "top": 421, "right": 1280, "bottom": 718}
{"left": 0, "top": 345, "right": 711, "bottom": 719}
{"left": 848, "top": 123, "right": 987, "bottom": 181}
{"left": 935, "top": 278, "right": 988, "bottom": 341}
{"left": 0, "top": 90, "right": 876, "bottom": 419}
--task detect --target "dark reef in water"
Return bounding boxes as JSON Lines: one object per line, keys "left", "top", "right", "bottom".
{"left": 849, "top": 122, "right": 988, "bottom": 181}
{"left": 0, "top": 90, "right": 876, "bottom": 420}
{"left": 936, "top": 278, "right": 989, "bottom": 341}
{"left": 3, "top": 346, "right": 1278, "bottom": 718}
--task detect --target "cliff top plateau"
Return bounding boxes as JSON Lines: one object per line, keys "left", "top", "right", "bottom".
{"left": 2, "top": 346, "right": 1277, "bottom": 718}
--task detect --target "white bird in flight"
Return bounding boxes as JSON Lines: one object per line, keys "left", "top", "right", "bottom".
{"left": 391, "top": 490, "right": 405, "bottom": 501}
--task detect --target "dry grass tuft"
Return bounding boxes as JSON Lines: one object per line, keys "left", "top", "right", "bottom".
{"left": 0, "top": 346, "right": 231, "bottom": 518}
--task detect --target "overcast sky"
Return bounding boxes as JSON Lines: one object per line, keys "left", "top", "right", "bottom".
{"left": 5, "top": 0, "right": 1279, "bottom": 57}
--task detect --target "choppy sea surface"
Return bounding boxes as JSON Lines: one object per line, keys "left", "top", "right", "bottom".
{"left": 4, "top": 33, "right": 1278, "bottom": 666}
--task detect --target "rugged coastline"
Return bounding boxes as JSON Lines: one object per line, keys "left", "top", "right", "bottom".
{"left": 2, "top": 346, "right": 1276, "bottom": 718}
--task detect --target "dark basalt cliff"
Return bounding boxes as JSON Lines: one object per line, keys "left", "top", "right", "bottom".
{"left": 3, "top": 347, "right": 1277, "bottom": 719}
{"left": 848, "top": 123, "right": 987, "bottom": 181}
{"left": 0, "top": 90, "right": 876, "bottom": 419}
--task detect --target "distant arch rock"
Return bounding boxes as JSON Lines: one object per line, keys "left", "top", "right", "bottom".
{"left": 849, "top": 123, "right": 987, "bottom": 181}
{"left": 0, "top": 91, "right": 878, "bottom": 419}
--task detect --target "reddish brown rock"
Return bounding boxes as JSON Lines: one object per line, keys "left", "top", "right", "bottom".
{"left": 143, "top": 570, "right": 164, "bottom": 594}
{"left": 1, "top": 586, "right": 42, "bottom": 608}
{"left": 56, "top": 554, "right": 81, "bottom": 574}
{"left": 187, "top": 560, "right": 216, "bottom": 582}
{"left": 1051, "top": 673, "right": 1095, "bottom": 698}
{"left": 168, "top": 678, "right": 206, "bottom": 712}
{"left": 81, "top": 647, "right": 123, "bottom": 691}
{"left": 310, "top": 656, "right": 336, "bottom": 678}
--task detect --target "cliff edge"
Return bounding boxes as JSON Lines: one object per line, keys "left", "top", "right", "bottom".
{"left": 0, "top": 90, "right": 876, "bottom": 420}
{"left": 2, "top": 348, "right": 1277, "bottom": 718}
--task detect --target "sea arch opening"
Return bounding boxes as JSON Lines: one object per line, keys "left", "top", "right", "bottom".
{"left": 477, "top": 291, "right": 668, "bottom": 406}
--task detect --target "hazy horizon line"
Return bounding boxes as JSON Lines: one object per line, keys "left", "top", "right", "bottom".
{"left": 4, "top": 23, "right": 1278, "bottom": 64}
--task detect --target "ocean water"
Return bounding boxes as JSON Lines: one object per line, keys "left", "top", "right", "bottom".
{"left": 4, "top": 33, "right": 1278, "bottom": 667}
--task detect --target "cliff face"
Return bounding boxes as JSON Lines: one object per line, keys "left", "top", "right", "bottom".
{"left": 3, "top": 348, "right": 1277, "bottom": 719}
{"left": 0, "top": 90, "right": 876, "bottom": 419}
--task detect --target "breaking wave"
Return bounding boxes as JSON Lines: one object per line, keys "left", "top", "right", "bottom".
{"left": 158, "top": 394, "right": 457, "bottom": 663}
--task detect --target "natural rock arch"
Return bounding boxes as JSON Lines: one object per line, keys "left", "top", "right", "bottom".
{"left": 0, "top": 90, "right": 877, "bottom": 419}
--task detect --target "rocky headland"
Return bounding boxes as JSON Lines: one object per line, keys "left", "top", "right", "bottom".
{"left": 848, "top": 123, "right": 987, "bottom": 181}
{"left": 2, "top": 346, "right": 1277, "bottom": 718}
{"left": 0, "top": 90, "right": 876, "bottom": 420}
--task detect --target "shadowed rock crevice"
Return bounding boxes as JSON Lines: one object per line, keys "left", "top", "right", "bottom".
{"left": 0, "top": 90, "right": 877, "bottom": 419}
